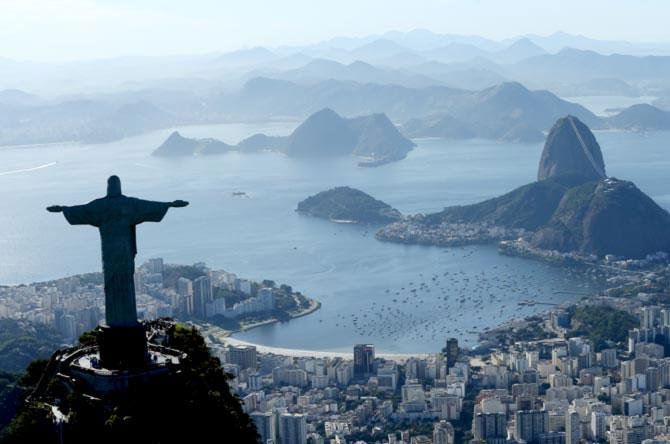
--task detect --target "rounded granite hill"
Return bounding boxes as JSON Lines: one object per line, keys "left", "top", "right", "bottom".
{"left": 537, "top": 116, "right": 606, "bottom": 182}
{"left": 531, "top": 178, "right": 670, "bottom": 258}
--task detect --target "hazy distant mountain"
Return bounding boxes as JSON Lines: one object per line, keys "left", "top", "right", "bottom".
{"left": 406, "top": 56, "right": 508, "bottom": 86}
{"left": 0, "top": 98, "right": 114, "bottom": 145}
{"left": 277, "top": 59, "right": 443, "bottom": 87}
{"left": 281, "top": 108, "right": 414, "bottom": 162}
{"left": 303, "top": 35, "right": 544, "bottom": 72}
{"left": 415, "top": 38, "right": 545, "bottom": 65}
{"left": 284, "top": 108, "right": 358, "bottom": 157}
{"left": 0, "top": 89, "right": 42, "bottom": 107}
{"left": 380, "top": 29, "right": 502, "bottom": 52}
{"left": 349, "top": 113, "right": 416, "bottom": 159}
{"left": 376, "top": 51, "right": 429, "bottom": 68}
{"left": 236, "top": 133, "right": 287, "bottom": 152}
{"left": 4, "top": 30, "right": 670, "bottom": 98}
{"left": 379, "top": 29, "right": 670, "bottom": 55}
{"left": 462, "top": 82, "right": 600, "bottom": 128}
{"left": 80, "top": 101, "right": 175, "bottom": 143}
{"left": 512, "top": 48, "right": 670, "bottom": 87}
{"left": 297, "top": 186, "right": 402, "bottom": 224}
{"left": 401, "top": 115, "right": 475, "bottom": 139}
{"left": 606, "top": 104, "right": 670, "bottom": 130}
{"left": 153, "top": 131, "right": 233, "bottom": 157}
{"left": 347, "top": 39, "right": 410, "bottom": 63}
{"left": 153, "top": 131, "right": 202, "bottom": 156}
{"left": 403, "top": 82, "right": 599, "bottom": 142}
{"left": 217, "top": 47, "right": 277, "bottom": 67}
{"left": 653, "top": 91, "right": 670, "bottom": 111}
{"left": 260, "top": 53, "right": 314, "bottom": 70}
{"left": 415, "top": 66, "right": 508, "bottom": 90}
{"left": 491, "top": 38, "right": 547, "bottom": 64}
{"left": 215, "top": 76, "right": 464, "bottom": 121}
{"left": 421, "top": 43, "right": 490, "bottom": 63}
{"left": 307, "top": 30, "right": 500, "bottom": 54}
{"left": 154, "top": 108, "right": 414, "bottom": 165}
{"left": 521, "top": 31, "right": 654, "bottom": 55}
{"left": 550, "top": 78, "right": 639, "bottom": 98}
{"left": 538, "top": 116, "right": 606, "bottom": 181}
{"left": 219, "top": 79, "right": 603, "bottom": 143}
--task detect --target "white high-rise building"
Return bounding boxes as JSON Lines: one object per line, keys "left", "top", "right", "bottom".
{"left": 177, "top": 277, "right": 193, "bottom": 297}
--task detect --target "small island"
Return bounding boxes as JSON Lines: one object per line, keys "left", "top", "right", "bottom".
{"left": 297, "top": 186, "right": 402, "bottom": 225}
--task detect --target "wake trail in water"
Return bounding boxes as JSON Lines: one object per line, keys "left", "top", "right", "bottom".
{"left": 0, "top": 162, "right": 57, "bottom": 176}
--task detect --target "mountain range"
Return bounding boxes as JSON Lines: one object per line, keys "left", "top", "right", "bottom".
{"left": 3, "top": 71, "right": 670, "bottom": 148}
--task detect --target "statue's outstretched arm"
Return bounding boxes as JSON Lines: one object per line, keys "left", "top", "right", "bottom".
{"left": 130, "top": 198, "right": 188, "bottom": 224}
{"left": 46, "top": 205, "right": 67, "bottom": 213}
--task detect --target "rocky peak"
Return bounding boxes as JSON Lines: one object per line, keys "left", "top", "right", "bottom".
{"left": 537, "top": 116, "right": 606, "bottom": 181}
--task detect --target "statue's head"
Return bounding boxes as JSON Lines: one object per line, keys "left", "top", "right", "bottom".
{"left": 107, "top": 175, "right": 122, "bottom": 197}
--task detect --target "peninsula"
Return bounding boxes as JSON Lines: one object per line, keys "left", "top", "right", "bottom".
{"left": 377, "top": 116, "right": 670, "bottom": 260}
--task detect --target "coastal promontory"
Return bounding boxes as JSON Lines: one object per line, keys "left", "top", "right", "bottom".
{"left": 531, "top": 178, "right": 670, "bottom": 258}
{"left": 377, "top": 116, "right": 670, "bottom": 260}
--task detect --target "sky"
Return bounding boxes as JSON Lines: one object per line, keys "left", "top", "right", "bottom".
{"left": 1, "top": 0, "right": 670, "bottom": 61}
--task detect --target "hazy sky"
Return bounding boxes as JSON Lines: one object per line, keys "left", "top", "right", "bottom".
{"left": 2, "top": 0, "right": 670, "bottom": 61}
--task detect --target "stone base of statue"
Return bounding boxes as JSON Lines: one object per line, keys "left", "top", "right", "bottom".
{"left": 26, "top": 320, "right": 186, "bottom": 404}
{"left": 99, "top": 324, "right": 148, "bottom": 370}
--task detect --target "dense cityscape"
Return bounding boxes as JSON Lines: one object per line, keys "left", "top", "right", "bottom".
{"left": 209, "top": 275, "right": 670, "bottom": 444}
{"left": 2, "top": 253, "right": 670, "bottom": 443}
{"left": 0, "top": 258, "right": 316, "bottom": 345}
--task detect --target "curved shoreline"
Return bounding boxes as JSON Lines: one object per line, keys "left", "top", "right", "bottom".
{"left": 199, "top": 298, "right": 322, "bottom": 335}
{"left": 204, "top": 325, "right": 430, "bottom": 362}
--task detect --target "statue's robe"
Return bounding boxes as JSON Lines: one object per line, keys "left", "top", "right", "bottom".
{"left": 63, "top": 196, "right": 171, "bottom": 328}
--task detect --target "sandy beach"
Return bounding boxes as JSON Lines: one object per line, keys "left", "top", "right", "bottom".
{"left": 203, "top": 325, "right": 430, "bottom": 362}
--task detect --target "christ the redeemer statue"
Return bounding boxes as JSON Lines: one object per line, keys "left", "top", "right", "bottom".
{"left": 47, "top": 175, "right": 188, "bottom": 329}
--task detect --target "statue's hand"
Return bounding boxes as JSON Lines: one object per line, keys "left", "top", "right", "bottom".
{"left": 46, "top": 205, "right": 64, "bottom": 213}
{"left": 171, "top": 200, "right": 189, "bottom": 208}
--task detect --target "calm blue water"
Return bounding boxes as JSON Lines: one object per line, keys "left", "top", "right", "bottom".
{"left": 0, "top": 123, "right": 667, "bottom": 352}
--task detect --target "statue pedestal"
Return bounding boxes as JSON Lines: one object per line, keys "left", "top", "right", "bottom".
{"left": 99, "top": 324, "right": 148, "bottom": 369}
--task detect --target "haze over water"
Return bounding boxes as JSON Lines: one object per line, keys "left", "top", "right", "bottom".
{"left": 0, "top": 111, "right": 667, "bottom": 352}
